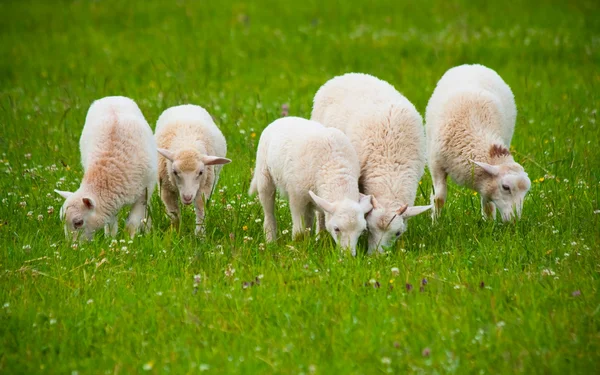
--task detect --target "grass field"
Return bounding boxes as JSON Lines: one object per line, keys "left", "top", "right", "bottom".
{"left": 1, "top": 0, "right": 599, "bottom": 373}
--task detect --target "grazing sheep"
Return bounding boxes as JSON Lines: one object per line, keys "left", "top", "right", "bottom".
{"left": 425, "top": 64, "right": 531, "bottom": 221}
{"left": 249, "top": 117, "right": 372, "bottom": 256}
{"left": 55, "top": 96, "right": 157, "bottom": 240}
{"left": 155, "top": 104, "right": 231, "bottom": 234}
{"left": 312, "top": 73, "right": 431, "bottom": 254}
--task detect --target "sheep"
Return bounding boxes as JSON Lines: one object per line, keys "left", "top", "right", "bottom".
{"left": 54, "top": 96, "right": 157, "bottom": 240}
{"left": 311, "top": 73, "right": 432, "bottom": 255}
{"left": 249, "top": 117, "right": 373, "bottom": 256}
{"left": 155, "top": 104, "right": 231, "bottom": 234}
{"left": 425, "top": 64, "right": 531, "bottom": 221}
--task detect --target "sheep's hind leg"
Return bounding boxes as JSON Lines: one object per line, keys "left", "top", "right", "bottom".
{"left": 126, "top": 193, "right": 148, "bottom": 238}
{"left": 257, "top": 171, "right": 277, "bottom": 242}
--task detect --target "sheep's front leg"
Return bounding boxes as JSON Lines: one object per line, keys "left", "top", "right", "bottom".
{"left": 316, "top": 211, "right": 326, "bottom": 233}
{"left": 289, "top": 195, "right": 308, "bottom": 240}
{"left": 481, "top": 197, "right": 496, "bottom": 220}
{"left": 104, "top": 216, "right": 118, "bottom": 238}
{"left": 160, "top": 186, "right": 180, "bottom": 228}
{"left": 194, "top": 191, "right": 206, "bottom": 235}
{"left": 126, "top": 193, "right": 147, "bottom": 238}
{"left": 303, "top": 205, "right": 315, "bottom": 235}
{"left": 430, "top": 161, "right": 448, "bottom": 220}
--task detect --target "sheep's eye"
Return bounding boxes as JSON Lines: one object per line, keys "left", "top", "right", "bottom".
{"left": 334, "top": 227, "right": 340, "bottom": 233}
{"left": 173, "top": 170, "right": 179, "bottom": 177}
{"left": 73, "top": 219, "right": 84, "bottom": 228}
{"left": 198, "top": 170, "right": 203, "bottom": 176}
{"left": 395, "top": 231, "right": 401, "bottom": 237}
{"left": 502, "top": 184, "right": 510, "bottom": 192}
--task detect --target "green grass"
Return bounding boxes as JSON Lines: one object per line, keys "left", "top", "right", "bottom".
{"left": 1, "top": 0, "right": 599, "bottom": 373}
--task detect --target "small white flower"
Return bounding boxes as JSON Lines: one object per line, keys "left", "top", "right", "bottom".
{"left": 2, "top": 303, "right": 9, "bottom": 308}
{"left": 27, "top": 211, "right": 33, "bottom": 217}
{"left": 37, "top": 214, "right": 44, "bottom": 221}
{"left": 381, "top": 357, "right": 391, "bottom": 365}
{"left": 199, "top": 364, "right": 209, "bottom": 371}
{"left": 282, "top": 229, "right": 289, "bottom": 235}
{"left": 257, "top": 274, "right": 264, "bottom": 279}
{"left": 541, "top": 269, "right": 556, "bottom": 276}
{"left": 156, "top": 291, "right": 163, "bottom": 296}
{"left": 255, "top": 218, "right": 262, "bottom": 223}
{"left": 594, "top": 210, "right": 600, "bottom": 214}
{"left": 564, "top": 253, "right": 570, "bottom": 257}
{"left": 71, "top": 243, "right": 78, "bottom": 250}
{"left": 391, "top": 267, "right": 400, "bottom": 276}
{"left": 49, "top": 318, "right": 57, "bottom": 325}
{"left": 142, "top": 362, "right": 153, "bottom": 371}
{"left": 496, "top": 321, "right": 506, "bottom": 328}
{"left": 454, "top": 285, "right": 461, "bottom": 289}
{"left": 87, "top": 299, "right": 94, "bottom": 305}
{"left": 22, "top": 244, "right": 31, "bottom": 251}
{"left": 121, "top": 246, "right": 128, "bottom": 251}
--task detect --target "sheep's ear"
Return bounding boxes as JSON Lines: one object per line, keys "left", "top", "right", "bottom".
{"left": 202, "top": 155, "right": 232, "bottom": 166}
{"left": 54, "top": 189, "right": 73, "bottom": 200}
{"left": 157, "top": 148, "right": 175, "bottom": 162}
{"left": 309, "top": 190, "right": 335, "bottom": 214}
{"left": 82, "top": 197, "right": 95, "bottom": 210}
{"left": 403, "top": 205, "right": 433, "bottom": 218}
{"left": 359, "top": 193, "right": 373, "bottom": 214}
{"left": 469, "top": 159, "right": 500, "bottom": 176}
{"left": 371, "top": 195, "right": 381, "bottom": 209}
{"left": 396, "top": 204, "right": 409, "bottom": 215}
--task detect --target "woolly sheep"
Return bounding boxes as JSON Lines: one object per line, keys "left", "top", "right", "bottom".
{"left": 425, "top": 64, "right": 531, "bottom": 221}
{"left": 55, "top": 96, "right": 157, "bottom": 240}
{"left": 155, "top": 104, "right": 231, "bottom": 234}
{"left": 312, "top": 73, "right": 432, "bottom": 254}
{"left": 249, "top": 117, "right": 373, "bottom": 256}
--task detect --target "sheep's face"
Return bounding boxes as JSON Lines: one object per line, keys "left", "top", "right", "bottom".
{"left": 55, "top": 190, "right": 97, "bottom": 240}
{"left": 366, "top": 199, "right": 432, "bottom": 254}
{"left": 158, "top": 148, "right": 231, "bottom": 205}
{"left": 473, "top": 160, "right": 531, "bottom": 221}
{"left": 310, "top": 192, "right": 372, "bottom": 256}
{"left": 491, "top": 171, "right": 531, "bottom": 221}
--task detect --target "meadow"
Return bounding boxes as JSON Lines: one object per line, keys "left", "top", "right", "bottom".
{"left": 1, "top": 0, "right": 599, "bottom": 373}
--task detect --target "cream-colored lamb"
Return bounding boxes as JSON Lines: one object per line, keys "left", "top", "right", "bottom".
{"left": 249, "top": 117, "right": 372, "bottom": 256}
{"left": 425, "top": 64, "right": 531, "bottom": 221}
{"left": 155, "top": 104, "right": 231, "bottom": 234}
{"left": 55, "top": 96, "right": 157, "bottom": 240}
{"left": 312, "top": 73, "right": 431, "bottom": 254}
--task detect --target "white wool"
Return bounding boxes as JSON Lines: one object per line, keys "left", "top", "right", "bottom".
{"left": 154, "top": 104, "right": 230, "bottom": 234}
{"left": 425, "top": 64, "right": 530, "bottom": 221}
{"left": 56, "top": 96, "right": 157, "bottom": 240}
{"left": 312, "top": 73, "right": 431, "bottom": 254}
{"left": 249, "top": 117, "right": 372, "bottom": 256}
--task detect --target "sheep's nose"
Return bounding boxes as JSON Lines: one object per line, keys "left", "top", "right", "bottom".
{"left": 182, "top": 194, "right": 193, "bottom": 204}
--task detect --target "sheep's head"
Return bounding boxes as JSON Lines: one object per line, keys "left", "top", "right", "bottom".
{"left": 54, "top": 189, "right": 97, "bottom": 240}
{"left": 366, "top": 197, "right": 432, "bottom": 254}
{"left": 470, "top": 159, "right": 531, "bottom": 221}
{"left": 309, "top": 191, "right": 372, "bottom": 256}
{"left": 158, "top": 147, "right": 231, "bottom": 205}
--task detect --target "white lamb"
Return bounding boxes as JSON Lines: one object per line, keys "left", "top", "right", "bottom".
{"left": 312, "top": 73, "right": 432, "bottom": 254}
{"left": 155, "top": 104, "right": 231, "bottom": 234}
{"left": 249, "top": 117, "right": 372, "bottom": 256}
{"left": 55, "top": 96, "right": 157, "bottom": 240}
{"left": 425, "top": 64, "right": 531, "bottom": 221}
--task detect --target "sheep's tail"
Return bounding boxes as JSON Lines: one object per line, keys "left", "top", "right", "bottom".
{"left": 248, "top": 170, "right": 258, "bottom": 195}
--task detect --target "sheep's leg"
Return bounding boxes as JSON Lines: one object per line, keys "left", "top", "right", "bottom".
{"left": 316, "top": 211, "right": 326, "bottom": 233}
{"left": 289, "top": 196, "right": 307, "bottom": 240}
{"left": 481, "top": 197, "right": 496, "bottom": 220}
{"left": 303, "top": 205, "right": 315, "bottom": 235}
{"left": 430, "top": 161, "right": 448, "bottom": 220}
{"left": 104, "top": 216, "right": 118, "bottom": 238}
{"left": 194, "top": 190, "right": 207, "bottom": 236}
{"left": 257, "top": 172, "right": 277, "bottom": 242}
{"left": 142, "top": 185, "right": 154, "bottom": 232}
{"left": 126, "top": 193, "right": 147, "bottom": 238}
{"left": 160, "top": 186, "right": 180, "bottom": 228}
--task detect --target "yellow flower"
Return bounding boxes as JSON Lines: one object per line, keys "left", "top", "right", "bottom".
{"left": 539, "top": 177, "right": 545, "bottom": 182}
{"left": 389, "top": 279, "right": 394, "bottom": 284}
{"left": 473, "top": 191, "right": 478, "bottom": 196}
{"left": 66, "top": 165, "right": 71, "bottom": 171}
{"left": 242, "top": 225, "right": 248, "bottom": 231}
{"left": 251, "top": 132, "right": 256, "bottom": 138}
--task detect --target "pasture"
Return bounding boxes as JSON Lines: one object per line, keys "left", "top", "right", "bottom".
{"left": 1, "top": 0, "right": 599, "bottom": 373}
